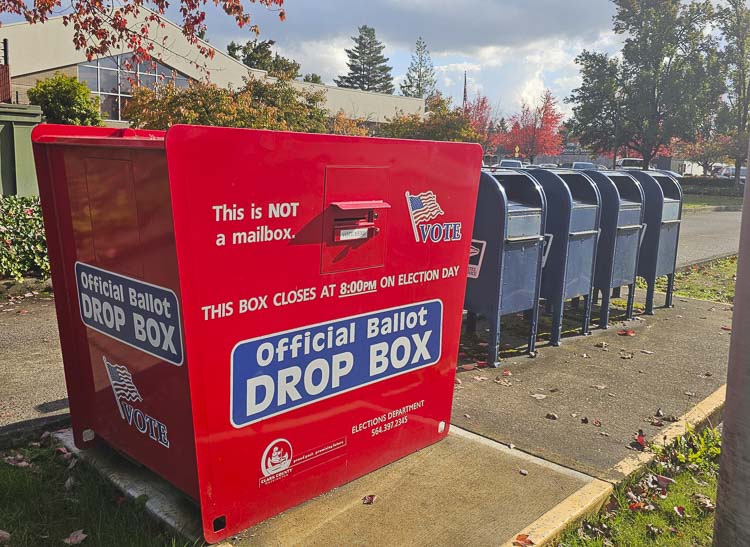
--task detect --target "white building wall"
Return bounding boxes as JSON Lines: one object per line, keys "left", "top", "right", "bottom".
{"left": 0, "top": 14, "right": 423, "bottom": 123}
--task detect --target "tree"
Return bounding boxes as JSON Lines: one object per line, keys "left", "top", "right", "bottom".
{"left": 1, "top": 0, "right": 285, "bottom": 65}
{"left": 675, "top": 134, "right": 734, "bottom": 174}
{"left": 303, "top": 73, "right": 323, "bottom": 84}
{"left": 463, "top": 93, "right": 503, "bottom": 156}
{"left": 379, "top": 93, "right": 477, "bottom": 142}
{"left": 568, "top": 0, "right": 724, "bottom": 169}
{"left": 718, "top": 0, "right": 750, "bottom": 185}
{"left": 334, "top": 26, "right": 394, "bottom": 94}
{"left": 227, "top": 39, "right": 300, "bottom": 79}
{"left": 400, "top": 37, "right": 436, "bottom": 98}
{"left": 124, "top": 79, "right": 327, "bottom": 133}
{"left": 329, "top": 110, "right": 369, "bottom": 136}
{"left": 506, "top": 90, "right": 563, "bottom": 163}
{"left": 27, "top": 72, "right": 102, "bottom": 126}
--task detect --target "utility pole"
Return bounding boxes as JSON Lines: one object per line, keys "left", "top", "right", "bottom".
{"left": 462, "top": 71, "right": 467, "bottom": 110}
{"left": 714, "top": 134, "right": 750, "bottom": 544}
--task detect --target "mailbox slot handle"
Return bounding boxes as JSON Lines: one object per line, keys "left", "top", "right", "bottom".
{"left": 661, "top": 219, "right": 681, "bottom": 226}
{"left": 639, "top": 223, "right": 648, "bottom": 248}
{"left": 329, "top": 201, "right": 390, "bottom": 243}
{"left": 616, "top": 224, "right": 642, "bottom": 232}
{"left": 568, "top": 229, "right": 599, "bottom": 238}
{"left": 505, "top": 235, "right": 544, "bottom": 243}
{"left": 542, "top": 233, "right": 554, "bottom": 268}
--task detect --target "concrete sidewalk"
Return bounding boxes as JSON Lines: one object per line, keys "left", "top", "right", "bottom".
{"left": 52, "top": 293, "right": 730, "bottom": 546}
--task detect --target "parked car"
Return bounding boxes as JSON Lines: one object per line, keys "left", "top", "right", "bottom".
{"left": 537, "top": 163, "right": 558, "bottom": 169}
{"left": 657, "top": 169, "right": 682, "bottom": 179}
{"left": 616, "top": 158, "right": 645, "bottom": 169}
{"left": 560, "top": 161, "right": 596, "bottom": 170}
{"left": 718, "top": 166, "right": 747, "bottom": 183}
{"left": 596, "top": 164, "right": 609, "bottom": 171}
{"left": 491, "top": 159, "right": 524, "bottom": 169}
{"left": 524, "top": 164, "right": 541, "bottom": 169}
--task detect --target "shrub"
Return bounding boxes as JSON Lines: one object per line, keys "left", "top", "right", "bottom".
{"left": 0, "top": 196, "right": 49, "bottom": 281}
{"left": 27, "top": 72, "right": 102, "bottom": 126}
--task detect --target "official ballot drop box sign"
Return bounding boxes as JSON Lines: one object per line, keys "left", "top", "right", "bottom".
{"left": 32, "top": 124, "right": 482, "bottom": 542}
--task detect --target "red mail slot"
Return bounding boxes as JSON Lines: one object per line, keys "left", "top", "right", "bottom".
{"left": 32, "top": 124, "right": 481, "bottom": 542}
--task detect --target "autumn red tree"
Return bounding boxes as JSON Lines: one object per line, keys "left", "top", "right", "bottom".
{"left": 0, "top": 0, "right": 285, "bottom": 65}
{"left": 506, "top": 90, "right": 563, "bottom": 163}
{"left": 463, "top": 94, "right": 503, "bottom": 156}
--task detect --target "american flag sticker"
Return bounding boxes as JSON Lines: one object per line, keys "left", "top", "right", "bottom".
{"left": 103, "top": 356, "right": 142, "bottom": 419}
{"left": 405, "top": 191, "right": 444, "bottom": 242}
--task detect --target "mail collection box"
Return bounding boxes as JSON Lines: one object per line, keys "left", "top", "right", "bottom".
{"left": 629, "top": 170, "right": 683, "bottom": 314}
{"left": 529, "top": 169, "right": 601, "bottom": 346}
{"left": 32, "top": 124, "right": 482, "bottom": 542}
{"left": 464, "top": 170, "right": 547, "bottom": 365}
{"left": 584, "top": 170, "right": 645, "bottom": 326}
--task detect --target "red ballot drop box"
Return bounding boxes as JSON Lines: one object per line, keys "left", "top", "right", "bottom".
{"left": 32, "top": 124, "right": 482, "bottom": 542}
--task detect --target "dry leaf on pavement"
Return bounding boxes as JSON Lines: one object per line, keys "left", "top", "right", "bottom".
{"left": 362, "top": 495, "right": 377, "bottom": 505}
{"left": 617, "top": 329, "right": 636, "bottom": 336}
{"left": 63, "top": 530, "right": 88, "bottom": 545}
{"left": 513, "top": 534, "right": 535, "bottom": 546}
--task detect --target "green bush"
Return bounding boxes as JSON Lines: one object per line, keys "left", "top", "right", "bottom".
{"left": 0, "top": 196, "right": 49, "bottom": 281}
{"left": 680, "top": 176, "right": 736, "bottom": 188}
{"left": 27, "top": 72, "right": 102, "bottom": 126}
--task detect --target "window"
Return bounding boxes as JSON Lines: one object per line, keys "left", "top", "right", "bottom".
{"left": 77, "top": 55, "right": 191, "bottom": 121}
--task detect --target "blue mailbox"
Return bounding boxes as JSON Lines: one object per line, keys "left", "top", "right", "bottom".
{"left": 584, "top": 170, "right": 645, "bottom": 327}
{"left": 465, "top": 170, "right": 547, "bottom": 366}
{"left": 529, "top": 169, "right": 601, "bottom": 346}
{"left": 629, "top": 170, "right": 683, "bottom": 314}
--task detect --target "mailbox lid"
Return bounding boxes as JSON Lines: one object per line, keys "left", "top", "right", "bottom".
{"left": 618, "top": 199, "right": 642, "bottom": 226}
{"left": 662, "top": 198, "right": 681, "bottom": 222}
{"left": 165, "top": 125, "right": 482, "bottom": 542}
{"left": 570, "top": 200, "right": 599, "bottom": 233}
{"left": 506, "top": 200, "right": 543, "bottom": 239}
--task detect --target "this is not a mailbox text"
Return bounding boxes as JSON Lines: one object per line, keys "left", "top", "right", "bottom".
{"left": 75, "top": 262, "right": 184, "bottom": 366}
{"left": 230, "top": 300, "right": 443, "bottom": 427}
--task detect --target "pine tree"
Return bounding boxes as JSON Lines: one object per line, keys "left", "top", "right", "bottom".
{"left": 400, "top": 37, "right": 437, "bottom": 98}
{"left": 334, "top": 25, "right": 394, "bottom": 94}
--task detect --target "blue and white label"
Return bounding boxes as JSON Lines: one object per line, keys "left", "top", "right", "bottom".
{"left": 231, "top": 300, "right": 443, "bottom": 428}
{"left": 75, "top": 262, "right": 183, "bottom": 366}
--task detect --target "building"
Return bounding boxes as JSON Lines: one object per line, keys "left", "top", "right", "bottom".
{"left": 0, "top": 12, "right": 424, "bottom": 125}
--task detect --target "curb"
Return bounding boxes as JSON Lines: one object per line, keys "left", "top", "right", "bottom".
{"left": 505, "top": 384, "right": 726, "bottom": 546}
{"left": 0, "top": 413, "right": 70, "bottom": 449}
{"left": 682, "top": 205, "right": 742, "bottom": 214}
{"left": 677, "top": 252, "right": 737, "bottom": 272}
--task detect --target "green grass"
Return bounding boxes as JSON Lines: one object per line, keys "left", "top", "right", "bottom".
{"left": 0, "top": 441, "right": 194, "bottom": 546}
{"left": 636, "top": 255, "right": 737, "bottom": 304}
{"left": 557, "top": 427, "right": 721, "bottom": 546}
{"left": 682, "top": 194, "right": 743, "bottom": 209}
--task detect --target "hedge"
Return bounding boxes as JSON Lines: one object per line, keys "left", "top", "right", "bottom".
{"left": 0, "top": 196, "right": 50, "bottom": 281}
{"left": 679, "top": 176, "right": 737, "bottom": 188}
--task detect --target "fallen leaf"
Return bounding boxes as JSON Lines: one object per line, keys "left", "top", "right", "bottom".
{"left": 464, "top": 414, "right": 471, "bottom": 419}
{"left": 591, "top": 384, "right": 607, "bottom": 390}
{"left": 472, "top": 375, "right": 489, "bottom": 382}
{"left": 530, "top": 393, "right": 547, "bottom": 400}
{"left": 692, "top": 493, "right": 715, "bottom": 512}
{"left": 646, "top": 524, "right": 663, "bottom": 537}
{"left": 362, "top": 495, "right": 377, "bottom": 505}
{"left": 636, "top": 429, "right": 646, "bottom": 449}
{"left": 699, "top": 371, "right": 713, "bottom": 379}
{"left": 593, "top": 419, "right": 602, "bottom": 427}
{"left": 454, "top": 378, "right": 462, "bottom": 385}
{"left": 503, "top": 369, "right": 512, "bottom": 377}
{"left": 494, "top": 378, "right": 512, "bottom": 386}
{"left": 620, "top": 351, "right": 634, "bottom": 359}
{"left": 684, "top": 391, "right": 696, "bottom": 397}
{"left": 476, "top": 361, "right": 489, "bottom": 368}
{"left": 519, "top": 469, "right": 528, "bottom": 476}
{"left": 63, "top": 530, "right": 87, "bottom": 545}
{"left": 655, "top": 408, "right": 665, "bottom": 417}
{"left": 0, "top": 530, "right": 9, "bottom": 544}
{"left": 617, "top": 329, "right": 636, "bottom": 336}
{"left": 581, "top": 417, "right": 589, "bottom": 424}
{"left": 721, "top": 326, "right": 732, "bottom": 332}
{"left": 604, "top": 496, "right": 618, "bottom": 512}
{"left": 595, "top": 341, "right": 608, "bottom": 348}
{"left": 641, "top": 349, "right": 655, "bottom": 355}
{"left": 581, "top": 353, "right": 590, "bottom": 358}
{"left": 673, "top": 505, "right": 686, "bottom": 518}
{"left": 656, "top": 475, "right": 676, "bottom": 489}
{"left": 460, "top": 364, "right": 476, "bottom": 371}
{"left": 629, "top": 501, "right": 646, "bottom": 512}
{"left": 546, "top": 413, "right": 558, "bottom": 420}
{"left": 513, "top": 534, "right": 535, "bottom": 546}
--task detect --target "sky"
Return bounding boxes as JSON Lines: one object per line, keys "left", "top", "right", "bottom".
{"left": 205, "top": 0, "right": 625, "bottom": 118}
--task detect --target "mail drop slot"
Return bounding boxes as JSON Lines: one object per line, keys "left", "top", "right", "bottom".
{"left": 32, "top": 124, "right": 482, "bottom": 543}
